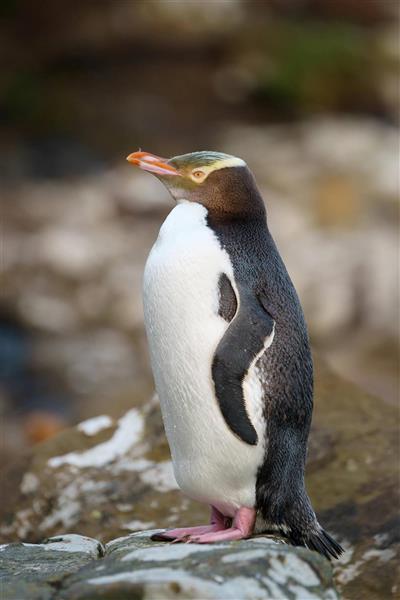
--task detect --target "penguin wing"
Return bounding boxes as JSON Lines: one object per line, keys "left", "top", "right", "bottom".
{"left": 213, "top": 275, "right": 274, "bottom": 445}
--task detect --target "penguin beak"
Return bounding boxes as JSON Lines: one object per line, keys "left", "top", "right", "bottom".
{"left": 126, "top": 151, "right": 180, "bottom": 176}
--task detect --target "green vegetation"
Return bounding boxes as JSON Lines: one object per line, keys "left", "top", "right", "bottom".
{"left": 254, "top": 21, "right": 376, "bottom": 113}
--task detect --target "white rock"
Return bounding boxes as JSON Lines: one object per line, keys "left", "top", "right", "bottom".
{"left": 48, "top": 409, "right": 144, "bottom": 469}
{"left": 78, "top": 415, "right": 113, "bottom": 436}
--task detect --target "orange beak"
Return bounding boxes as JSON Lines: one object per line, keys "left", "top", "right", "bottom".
{"left": 126, "top": 151, "right": 180, "bottom": 176}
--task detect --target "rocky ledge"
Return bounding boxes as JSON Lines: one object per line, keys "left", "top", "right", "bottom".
{"left": 1, "top": 531, "right": 338, "bottom": 600}
{"left": 1, "top": 362, "right": 398, "bottom": 599}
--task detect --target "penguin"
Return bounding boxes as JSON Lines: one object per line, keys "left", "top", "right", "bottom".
{"left": 127, "top": 150, "right": 343, "bottom": 560}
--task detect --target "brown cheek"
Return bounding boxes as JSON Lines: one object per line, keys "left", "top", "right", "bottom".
{"left": 198, "top": 179, "right": 221, "bottom": 210}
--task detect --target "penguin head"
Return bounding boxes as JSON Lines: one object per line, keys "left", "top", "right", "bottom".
{"left": 127, "top": 150, "right": 264, "bottom": 217}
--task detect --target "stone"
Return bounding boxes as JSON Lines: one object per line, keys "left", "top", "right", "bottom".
{"left": 313, "top": 174, "right": 362, "bottom": 228}
{"left": 0, "top": 361, "right": 398, "bottom": 599}
{"left": 0, "top": 532, "right": 338, "bottom": 600}
{"left": 0, "top": 534, "right": 104, "bottom": 600}
{"left": 0, "top": 397, "right": 207, "bottom": 546}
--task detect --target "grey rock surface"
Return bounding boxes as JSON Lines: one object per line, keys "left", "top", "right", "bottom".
{"left": 0, "top": 534, "right": 105, "bottom": 600}
{"left": 0, "top": 532, "right": 338, "bottom": 600}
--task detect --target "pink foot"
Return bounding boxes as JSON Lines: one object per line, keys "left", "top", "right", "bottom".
{"left": 187, "top": 506, "right": 256, "bottom": 544}
{"left": 151, "top": 524, "right": 219, "bottom": 541}
{"left": 151, "top": 506, "right": 227, "bottom": 541}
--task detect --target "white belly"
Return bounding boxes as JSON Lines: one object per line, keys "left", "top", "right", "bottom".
{"left": 143, "top": 202, "right": 265, "bottom": 516}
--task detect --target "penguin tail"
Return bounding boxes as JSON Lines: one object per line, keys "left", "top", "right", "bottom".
{"left": 257, "top": 488, "right": 344, "bottom": 560}
{"left": 256, "top": 428, "right": 344, "bottom": 561}
{"left": 287, "top": 526, "right": 344, "bottom": 561}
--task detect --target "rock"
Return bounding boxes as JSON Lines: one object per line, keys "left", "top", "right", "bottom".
{"left": 313, "top": 174, "right": 362, "bottom": 228}
{"left": 0, "top": 398, "right": 208, "bottom": 545}
{"left": 33, "top": 330, "right": 141, "bottom": 397}
{"left": 1, "top": 532, "right": 338, "bottom": 600}
{"left": 0, "top": 534, "right": 104, "bottom": 600}
{"left": 0, "top": 361, "right": 398, "bottom": 599}
{"left": 310, "top": 363, "right": 399, "bottom": 600}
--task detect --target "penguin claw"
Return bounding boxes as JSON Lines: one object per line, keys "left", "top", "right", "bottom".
{"left": 150, "top": 532, "right": 175, "bottom": 542}
{"left": 172, "top": 535, "right": 191, "bottom": 544}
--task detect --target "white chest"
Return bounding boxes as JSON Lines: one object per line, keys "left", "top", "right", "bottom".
{"left": 142, "top": 202, "right": 265, "bottom": 515}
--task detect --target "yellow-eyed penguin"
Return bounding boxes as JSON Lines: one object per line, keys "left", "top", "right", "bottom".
{"left": 127, "top": 150, "right": 343, "bottom": 560}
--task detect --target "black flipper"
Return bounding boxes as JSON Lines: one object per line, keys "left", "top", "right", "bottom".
{"left": 213, "top": 279, "right": 274, "bottom": 446}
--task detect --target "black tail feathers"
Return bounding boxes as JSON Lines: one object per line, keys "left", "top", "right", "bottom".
{"left": 288, "top": 527, "right": 344, "bottom": 561}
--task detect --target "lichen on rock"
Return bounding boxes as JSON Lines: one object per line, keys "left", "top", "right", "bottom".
{"left": 1, "top": 532, "right": 338, "bottom": 600}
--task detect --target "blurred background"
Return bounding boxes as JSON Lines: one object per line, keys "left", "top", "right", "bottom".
{"left": 1, "top": 0, "right": 399, "bottom": 466}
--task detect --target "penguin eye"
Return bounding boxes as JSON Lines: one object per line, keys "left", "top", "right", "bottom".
{"left": 191, "top": 169, "right": 206, "bottom": 182}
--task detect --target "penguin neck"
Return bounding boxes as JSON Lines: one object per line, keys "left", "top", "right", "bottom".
{"left": 203, "top": 166, "right": 267, "bottom": 227}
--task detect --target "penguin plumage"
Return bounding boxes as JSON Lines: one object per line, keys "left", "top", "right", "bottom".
{"left": 127, "top": 149, "right": 343, "bottom": 560}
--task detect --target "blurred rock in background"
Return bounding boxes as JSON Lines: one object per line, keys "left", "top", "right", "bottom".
{"left": 1, "top": 1, "right": 398, "bottom": 466}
